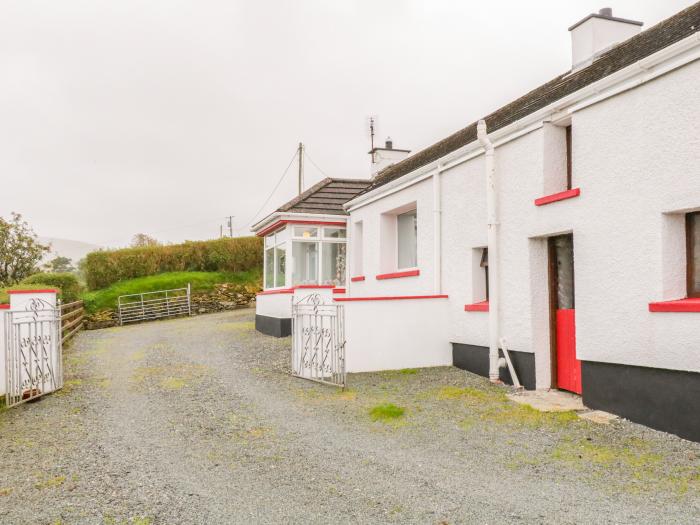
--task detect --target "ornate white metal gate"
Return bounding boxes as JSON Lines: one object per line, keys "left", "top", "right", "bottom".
{"left": 291, "top": 293, "right": 346, "bottom": 388}
{"left": 4, "top": 298, "right": 63, "bottom": 407}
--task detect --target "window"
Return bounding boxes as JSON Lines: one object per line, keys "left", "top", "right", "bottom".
{"left": 292, "top": 241, "right": 318, "bottom": 285}
{"left": 353, "top": 221, "right": 363, "bottom": 276}
{"left": 263, "top": 231, "right": 287, "bottom": 288}
{"left": 264, "top": 245, "right": 274, "bottom": 288}
{"left": 481, "top": 248, "right": 489, "bottom": 300}
{"left": 293, "top": 226, "right": 318, "bottom": 238}
{"left": 397, "top": 209, "right": 417, "bottom": 269}
{"left": 323, "top": 227, "right": 346, "bottom": 239}
{"left": 565, "top": 125, "right": 572, "bottom": 190}
{"left": 290, "top": 226, "right": 347, "bottom": 286}
{"left": 688, "top": 212, "right": 700, "bottom": 297}
{"left": 321, "top": 242, "right": 346, "bottom": 285}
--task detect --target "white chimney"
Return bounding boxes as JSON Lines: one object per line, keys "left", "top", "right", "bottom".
{"left": 369, "top": 137, "right": 410, "bottom": 178}
{"left": 569, "top": 8, "right": 642, "bottom": 71}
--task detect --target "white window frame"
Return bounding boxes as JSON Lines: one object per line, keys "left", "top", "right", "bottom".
{"left": 290, "top": 225, "right": 347, "bottom": 286}
{"left": 263, "top": 229, "right": 288, "bottom": 289}
{"left": 397, "top": 208, "right": 418, "bottom": 270}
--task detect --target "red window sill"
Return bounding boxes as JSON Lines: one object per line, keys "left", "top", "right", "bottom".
{"left": 376, "top": 269, "right": 420, "bottom": 280}
{"left": 351, "top": 276, "right": 366, "bottom": 282}
{"left": 332, "top": 288, "right": 346, "bottom": 294}
{"left": 464, "top": 300, "right": 489, "bottom": 312}
{"left": 649, "top": 298, "right": 700, "bottom": 312}
{"left": 335, "top": 294, "right": 447, "bottom": 302}
{"left": 534, "top": 188, "right": 580, "bottom": 206}
{"left": 256, "top": 288, "right": 294, "bottom": 296}
{"left": 0, "top": 304, "right": 9, "bottom": 309}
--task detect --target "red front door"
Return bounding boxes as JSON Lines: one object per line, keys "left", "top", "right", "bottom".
{"left": 556, "top": 308, "right": 581, "bottom": 394}
{"left": 549, "top": 234, "right": 582, "bottom": 394}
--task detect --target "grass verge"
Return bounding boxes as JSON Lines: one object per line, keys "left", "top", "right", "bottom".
{"left": 82, "top": 269, "right": 261, "bottom": 312}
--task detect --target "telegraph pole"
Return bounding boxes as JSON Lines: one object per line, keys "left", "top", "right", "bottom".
{"left": 298, "top": 142, "right": 304, "bottom": 195}
{"left": 219, "top": 225, "right": 223, "bottom": 238}
{"left": 226, "top": 216, "right": 234, "bottom": 237}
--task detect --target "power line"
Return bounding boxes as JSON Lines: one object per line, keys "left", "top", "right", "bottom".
{"left": 235, "top": 147, "right": 299, "bottom": 232}
{"left": 304, "top": 149, "right": 332, "bottom": 179}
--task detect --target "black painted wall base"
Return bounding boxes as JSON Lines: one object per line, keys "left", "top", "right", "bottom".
{"left": 452, "top": 343, "right": 536, "bottom": 390}
{"left": 255, "top": 314, "right": 292, "bottom": 338}
{"left": 582, "top": 361, "right": 700, "bottom": 443}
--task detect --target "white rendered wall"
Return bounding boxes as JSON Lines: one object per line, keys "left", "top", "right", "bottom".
{"left": 348, "top": 178, "right": 434, "bottom": 297}
{"left": 255, "top": 293, "right": 292, "bottom": 319}
{"left": 343, "top": 298, "right": 451, "bottom": 372}
{"left": 346, "top": 58, "right": 700, "bottom": 384}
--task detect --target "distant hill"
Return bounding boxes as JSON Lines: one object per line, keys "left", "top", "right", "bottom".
{"left": 38, "top": 237, "right": 102, "bottom": 265}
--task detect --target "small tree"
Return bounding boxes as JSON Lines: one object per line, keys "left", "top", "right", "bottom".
{"left": 45, "top": 255, "right": 75, "bottom": 273}
{"left": 0, "top": 212, "right": 49, "bottom": 286}
{"left": 131, "top": 233, "right": 160, "bottom": 248}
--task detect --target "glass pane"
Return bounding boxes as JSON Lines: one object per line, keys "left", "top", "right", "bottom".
{"left": 321, "top": 242, "right": 347, "bottom": 286}
{"left": 275, "top": 227, "right": 289, "bottom": 245}
{"left": 292, "top": 241, "right": 318, "bottom": 285}
{"left": 275, "top": 243, "right": 286, "bottom": 287}
{"left": 323, "top": 227, "right": 346, "bottom": 239}
{"left": 554, "top": 235, "right": 575, "bottom": 309}
{"left": 293, "top": 226, "right": 318, "bottom": 239}
{"left": 264, "top": 247, "right": 274, "bottom": 288}
{"left": 692, "top": 213, "right": 700, "bottom": 293}
{"left": 397, "top": 209, "right": 417, "bottom": 269}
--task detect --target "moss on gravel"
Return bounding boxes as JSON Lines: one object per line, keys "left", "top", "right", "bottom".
{"left": 369, "top": 403, "right": 405, "bottom": 422}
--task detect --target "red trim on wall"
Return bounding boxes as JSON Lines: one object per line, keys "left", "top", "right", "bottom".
{"left": 332, "top": 288, "right": 346, "bottom": 294}
{"left": 649, "top": 298, "right": 700, "bottom": 312}
{"left": 534, "top": 188, "right": 581, "bottom": 206}
{"left": 350, "top": 276, "right": 365, "bottom": 282}
{"left": 376, "top": 269, "right": 420, "bottom": 280}
{"left": 334, "top": 294, "right": 448, "bottom": 302}
{"left": 256, "top": 288, "right": 294, "bottom": 296}
{"left": 256, "top": 219, "right": 347, "bottom": 237}
{"left": 7, "top": 289, "right": 58, "bottom": 294}
{"left": 464, "top": 300, "right": 489, "bottom": 312}
{"left": 294, "top": 284, "right": 335, "bottom": 289}
{"left": 0, "top": 304, "right": 9, "bottom": 309}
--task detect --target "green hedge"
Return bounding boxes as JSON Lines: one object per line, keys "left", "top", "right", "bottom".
{"left": 84, "top": 236, "right": 263, "bottom": 290}
{"left": 21, "top": 272, "right": 83, "bottom": 302}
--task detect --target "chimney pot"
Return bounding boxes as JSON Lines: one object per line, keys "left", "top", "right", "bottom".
{"left": 385, "top": 137, "right": 393, "bottom": 149}
{"left": 599, "top": 7, "right": 613, "bottom": 17}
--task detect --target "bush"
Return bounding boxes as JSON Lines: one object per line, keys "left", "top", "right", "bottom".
{"left": 21, "top": 272, "right": 84, "bottom": 302}
{"left": 84, "top": 236, "right": 263, "bottom": 290}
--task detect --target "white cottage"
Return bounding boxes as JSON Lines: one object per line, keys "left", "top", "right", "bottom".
{"left": 254, "top": 5, "right": 700, "bottom": 442}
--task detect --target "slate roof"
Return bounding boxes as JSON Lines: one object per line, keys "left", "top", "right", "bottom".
{"left": 361, "top": 3, "right": 700, "bottom": 196}
{"left": 277, "top": 178, "right": 370, "bottom": 216}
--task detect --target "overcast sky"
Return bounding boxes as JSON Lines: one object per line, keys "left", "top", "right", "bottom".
{"left": 1, "top": 0, "right": 695, "bottom": 247}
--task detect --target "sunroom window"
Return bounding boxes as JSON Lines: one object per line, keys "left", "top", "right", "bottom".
{"left": 263, "top": 230, "right": 287, "bottom": 288}
{"left": 291, "top": 226, "right": 346, "bottom": 286}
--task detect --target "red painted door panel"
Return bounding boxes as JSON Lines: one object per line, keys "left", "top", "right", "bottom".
{"left": 556, "top": 309, "right": 581, "bottom": 394}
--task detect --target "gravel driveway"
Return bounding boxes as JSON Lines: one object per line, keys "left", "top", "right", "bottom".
{"left": 0, "top": 309, "right": 698, "bottom": 524}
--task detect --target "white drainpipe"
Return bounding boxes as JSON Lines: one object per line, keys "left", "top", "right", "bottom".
{"left": 433, "top": 166, "right": 442, "bottom": 294}
{"left": 477, "top": 120, "right": 500, "bottom": 382}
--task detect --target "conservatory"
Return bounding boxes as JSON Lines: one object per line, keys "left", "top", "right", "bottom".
{"left": 263, "top": 223, "right": 347, "bottom": 289}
